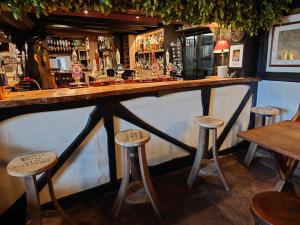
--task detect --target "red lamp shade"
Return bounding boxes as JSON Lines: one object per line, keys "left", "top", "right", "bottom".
{"left": 213, "top": 40, "right": 229, "bottom": 53}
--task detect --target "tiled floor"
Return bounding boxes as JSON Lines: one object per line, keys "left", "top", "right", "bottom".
{"left": 58, "top": 154, "right": 281, "bottom": 225}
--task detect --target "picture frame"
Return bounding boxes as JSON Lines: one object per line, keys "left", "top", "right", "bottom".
{"left": 229, "top": 44, "right": 244, "bottom": 68}
{"left": 266, "top": 13, "right": 300, "bottom": 73}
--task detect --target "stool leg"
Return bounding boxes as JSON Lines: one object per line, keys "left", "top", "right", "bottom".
{"left": 138, "top": 145, "right": 161, "bottom": 219}
{"left": 129, "top": 147, "right": 142, "bottom": 181}
{"left": 113, "top": 146, "right": 130, "bottom": 220}
{"left": 244, "top": 115, "right": 262, "bottom": 167}
{"left": 24, "top": 176, "right": 42, "bottom": 225}
{"left": 249, "top": 215, "right": 259, "bottom": 225}
{"left": 187, "top": 127, "right": 206, "bottom": 189}
{"left": 212, "top": 129, "right": 230, "bottom": 191}
{"left": 46, "top": 171, "right": 77, "bottom": 225}
{"left": 266, "top": 115, "right": 275, "bottom": 125}
{"left": 244, "top": 143, "right": 258, "bottom": 167}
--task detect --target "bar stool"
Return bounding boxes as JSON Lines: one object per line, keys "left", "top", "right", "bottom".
{"left": 187, "top": 116, "right": 230, "bottom": 191}
{"left": 250, "top": 191, "right": 300, "bottom": 225}
{"left": 113, "top": 129, "right": 161, "bottom": 219}
{"left": 244, "top": 106, "right": 280, "bottom": 167}
{"left": 7, "top": 152, "right": 76, "bottom": 225}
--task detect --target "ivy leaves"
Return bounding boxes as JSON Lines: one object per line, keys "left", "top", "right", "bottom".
{"left": 0, "top": 0, "right": 293, "bottom": 35}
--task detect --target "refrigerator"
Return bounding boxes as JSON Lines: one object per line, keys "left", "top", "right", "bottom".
{"left": 183, "top": 32, "right": 214, "bottom": 79}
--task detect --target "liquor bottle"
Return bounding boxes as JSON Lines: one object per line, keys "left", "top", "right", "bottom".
{"left": 151, "top": 35, "right": 156, "bottom": 50}
{"left": 58, "top": 40, "right": 61, "bottom": 53}
{"left": 137, "top": 38, "right": 141, "bottom": 51}
{"left": 156, "top": 34, "right": 160, "bottom": 50}
{"left": 67, "top": 41, "right": 71, "bottom": 53}
{"left": 142, "top": 39, "right": 145, "bottom": 52}
{"left": 159, "top": 34, "right": 163, "bottom": 50}
{"left": 60, "top": 40, "right": 63, "bottom": 53}
{"left": 47, "top": 39, "right": 51, "bottom": 53}
{"left": 50, "top": 40, "right": 53, "bottom": 53}
{"left": 166, "top": 49, "right": 170, "bottom": 65}
{"left": 52, "top": 40, "right": 56, "bottom": 53}
{"left": 144, "top": 37, "right": 147, "bottom": 51}
{"left": 56, "top": 40, "right": 60, "bottom": 52}
{"left": 64, "top": 40, "right": 67, "bottom": 53}
{"left": 54, "top": 40, "right": 58, "bottom": 53}
{"left": 147, "top": 37, "right": 151, "bottom": 51}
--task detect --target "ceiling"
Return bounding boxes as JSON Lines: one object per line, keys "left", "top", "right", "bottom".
{"left": 28, "top": 11, "right": 171, "bottom": 38}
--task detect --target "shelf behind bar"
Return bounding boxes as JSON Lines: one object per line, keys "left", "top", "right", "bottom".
{"left": 137, "top": 49, "right": 164, "bottom": 54}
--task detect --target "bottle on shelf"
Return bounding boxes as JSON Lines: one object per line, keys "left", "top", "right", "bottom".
{"left": 151, "top": 35, "right": 156, "bottom": 50}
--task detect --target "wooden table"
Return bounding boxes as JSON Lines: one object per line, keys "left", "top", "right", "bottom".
{"left": 238, "top": 120, "right": 300, "bottom": 192}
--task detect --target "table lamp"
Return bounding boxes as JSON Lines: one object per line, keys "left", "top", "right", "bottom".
{"left": 214, "top": 40, "right": 229, "bottom": 78}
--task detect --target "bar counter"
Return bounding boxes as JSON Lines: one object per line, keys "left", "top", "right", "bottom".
{"left": 0, "top": 76, "right": 259, "bottom": 214}
{"left": 0, "top": 77, "right": 259, "bottom": 108}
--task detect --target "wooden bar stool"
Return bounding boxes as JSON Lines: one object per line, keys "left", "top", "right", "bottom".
{"left": 250, "top": 191, "right": 300, "bottom": 225}
{"left": 113, "top": 129, "right": 161, "bottom": 220}
{"left": 244, "top": 106, "right": 280, "bottom": 167}
{"left": 291, "top": 104, "right": 300, "bottom": 122}
{"left": 187, "top": 116, "right": 230, "bottom": 191}
{"left": 7, "top": 152, "right": 76, "bottom": 225}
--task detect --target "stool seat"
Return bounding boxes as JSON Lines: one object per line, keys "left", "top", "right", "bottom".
{"left": 251, "top": 191, "right": 300, "bottom": 225}
{"left": 7, "top": 152, "right": 57, "bottom": 177}
{"left": 115, "top": 129, "right": 150, "bottom": 147}
{"left": 194, "top": 116, "right": 224, "bottom": 128}
{"left": 251, "top": 106, "right": 280, "bottom": 116}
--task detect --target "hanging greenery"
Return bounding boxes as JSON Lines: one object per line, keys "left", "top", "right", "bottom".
{"left": 0, "top": 0, "right": 293, "bottom": 35}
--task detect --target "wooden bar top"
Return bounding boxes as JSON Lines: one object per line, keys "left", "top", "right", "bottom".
{"left": 0, "top": 77, "right": 259, "bottom": 108}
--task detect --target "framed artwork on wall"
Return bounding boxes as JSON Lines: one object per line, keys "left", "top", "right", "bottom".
{"left": 266, "top": 13, "right": 300, "bottom": 73}
{"left": 229, "top": 44, "right": 244, "bottom": 68}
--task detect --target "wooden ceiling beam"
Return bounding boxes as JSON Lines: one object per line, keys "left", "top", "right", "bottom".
{"left": 37, "top": 23, "right": 150, "bottom": 31}
{"left": 0, "top": 12, "right": 34, "bottom": 31}
{"left": 32, "top": 15, "right": 159, "bottom": 29}
{"left": 45, "top": 28, "right": 109, "bottom": 38}
{"left": 49, "top": 10, "right": 163, "bottom": 25}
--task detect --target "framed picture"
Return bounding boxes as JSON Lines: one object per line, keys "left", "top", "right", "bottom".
{"left": 266, "top": 14, "right": 300, "bottom": 73}
{"left": 229, "top": 44, "right": 244, "bottom": 68}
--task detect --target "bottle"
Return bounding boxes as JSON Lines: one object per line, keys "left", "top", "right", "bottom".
{"left": 151, "top": 35, "right": 156, "bottom": 50}
{"left": 159, "top": 33, "right": 164, "bottom": 49}
{"left": 53, "top": 40, "right": 57, "bottom": 53}
{"left": 72, "top": 49, "right": 78, "bottom": 63}
{"left": 147, "top": 36, "right": 151, "bottom": 51}
{"left": 140, "top": 38, "right": 143, "bottom": 51}
{"left": 60, "top": 40, "right": 64, "bottom": 53}
{"left": 166, "top": 49, "right": 170, "bottom": 65}
{"left": 116, "top": 48, "right": 120, "bottom": 65}
{"left": 156, "top": 34, "right": 160, "bottom": 50}
{"left": 47, "top": 39, "right": 51, "bottom": 53}
{"left": 142, "top": 38, "right": 145, "bottom": 52}
{"left": 67, "top": 40, "right": 70, "bottom": 52}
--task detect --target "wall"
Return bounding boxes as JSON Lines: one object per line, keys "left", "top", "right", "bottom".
{"left": 256, "top": 8, "right": 300, "bottom": 118}
{"left": 0, "top": 85, "right": 251, "bottom": 214}
{"left": 257, "top": 80, "right": 300, "bottom": 120}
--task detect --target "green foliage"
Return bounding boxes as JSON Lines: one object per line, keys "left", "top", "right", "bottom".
{"left": 0, "top": 0, "right": 293, "bottom": 35}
